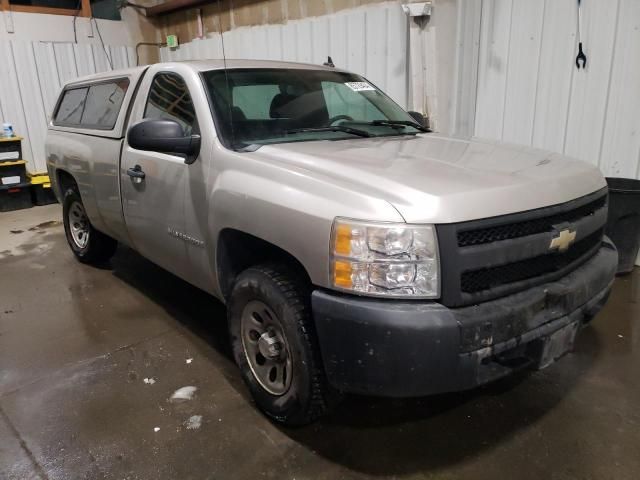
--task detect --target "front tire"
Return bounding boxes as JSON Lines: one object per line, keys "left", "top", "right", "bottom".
{"left": 228, "top": 264, "right": 336, "bottom": 426}
{"left": 62, "top": 188, "right": 117, "bottom": 264}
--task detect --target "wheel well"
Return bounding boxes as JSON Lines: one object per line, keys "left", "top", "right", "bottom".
{"left": 57, "top": 169, "right": 78, "bottom": 193}
{"left": 217, "top": 229, "right": 311, "bottom": 300}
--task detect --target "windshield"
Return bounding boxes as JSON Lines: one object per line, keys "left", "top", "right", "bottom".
{"left": 202, "top": 68, "right": 424, "bottom": 150}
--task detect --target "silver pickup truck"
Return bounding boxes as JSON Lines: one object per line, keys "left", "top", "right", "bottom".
{"left": 46, "top": 60, "right": 617, "bottom": 425}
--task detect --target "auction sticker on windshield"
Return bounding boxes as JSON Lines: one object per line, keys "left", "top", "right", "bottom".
{"left": 345, "top": 82, "right": 376, "bottom": 92}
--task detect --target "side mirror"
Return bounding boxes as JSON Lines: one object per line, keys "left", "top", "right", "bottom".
{"left": 408, "top": 111, "right": 428, "bottom": 128}
{"left": 127, "top": 119, "right": 201, "bottom": 164}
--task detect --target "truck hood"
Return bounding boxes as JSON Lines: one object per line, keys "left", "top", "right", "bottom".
{"left": 252, "top": 134, "right": 606, "bottom": 224}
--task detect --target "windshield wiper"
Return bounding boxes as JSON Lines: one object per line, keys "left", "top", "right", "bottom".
{"left": 356, "top": 120, "right": 431, "bottom": 132}
{"left": 285, "top": 126, "right": 372, "bottom": 138}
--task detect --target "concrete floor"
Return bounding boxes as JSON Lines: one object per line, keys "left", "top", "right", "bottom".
{"left": 0, "top": 205, "right": 639, "bottom": 480}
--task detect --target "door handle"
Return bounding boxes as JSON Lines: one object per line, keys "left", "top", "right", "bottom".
{"left": 127, "top": 165, "right": 146, "bottom": 183}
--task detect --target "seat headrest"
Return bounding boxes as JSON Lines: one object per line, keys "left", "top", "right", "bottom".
{"left": 269, "top": 93, "right": 297, "bottom": 118}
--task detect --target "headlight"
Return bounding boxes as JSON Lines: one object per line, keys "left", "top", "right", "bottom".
{"left": 330, "top": 218, "right": 440, "bottom": 298}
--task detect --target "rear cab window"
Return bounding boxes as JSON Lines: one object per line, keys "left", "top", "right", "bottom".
{"left": 53, "top": 78, "right": 130, "bottom": 130}
{"left": 232, "top": 85, "right": 280, "bottom": 120}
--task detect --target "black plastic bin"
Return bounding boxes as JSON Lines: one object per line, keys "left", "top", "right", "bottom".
{"left": 0, "top": 137, "right": 22, "bottom": 163}
{"left": 31, "top": 183, "right": 58, "bottom": 206}
{"left": 0, "top": 182, "right": 32, "bottom": 212}
{"left": 0, "top": 160, "right": 27, "bottom": 186}
{"left": 605, "top": 177, "right": 640, "bottom": 274}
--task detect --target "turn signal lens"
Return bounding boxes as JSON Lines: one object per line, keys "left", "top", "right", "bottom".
{"left": 333, "top": 260, "right": 353, "bottom": 288}
{"left": 334, "top": 224, "right": 353, "bottom": 256}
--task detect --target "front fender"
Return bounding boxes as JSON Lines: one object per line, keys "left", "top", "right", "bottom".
{"left": 209, "top": 167, "right": 403, "bottom": 291}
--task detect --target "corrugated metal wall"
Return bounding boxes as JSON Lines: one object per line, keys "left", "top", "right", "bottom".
{"left": 0, "top": 40, "right": 135, "bottom": 173}
{"left": 475, "top": 0, "right": 640, "bottom": 179}
{"left": 160, "top": 2, "right": 408, "bottom": 108}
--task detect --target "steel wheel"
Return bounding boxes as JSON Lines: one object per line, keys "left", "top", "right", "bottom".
{"left": 68, "top": 201, "right": 90, "bottom": 249}
{"left": 241, "top": 300, "right": 293, "bottom": 396}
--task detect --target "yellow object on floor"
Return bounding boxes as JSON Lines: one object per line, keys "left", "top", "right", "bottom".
{"left": 28, "top": 173, "right": 51, "bottom": 188}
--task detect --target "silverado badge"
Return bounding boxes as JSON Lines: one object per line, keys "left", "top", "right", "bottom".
{"left": 167, "top": 227, "right": 204, "bottom": 247}
{"left": 549, "top": 229, "right": 576, "bottom": 252}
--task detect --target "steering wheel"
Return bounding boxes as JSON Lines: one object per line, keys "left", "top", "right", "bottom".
{"left": 328, "top": 114, "right": 354, "bottom": 125}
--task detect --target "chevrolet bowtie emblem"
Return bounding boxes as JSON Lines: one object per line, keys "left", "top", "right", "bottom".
{"left": 550, "top": 229, "right": 576, "bottom": 252}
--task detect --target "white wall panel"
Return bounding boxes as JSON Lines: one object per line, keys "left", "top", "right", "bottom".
{"left": 365, "top": 8, "right": 389, "bottom": 96}
{"left": 296, "top": 22, "right": 314, "bottom": 64}
{"left": 32, "top": 42, "right": 62, "bottom": 117}
{"left": 91, "top": 44, "right": 113, "bottom": 73}
{"left": 73, "top": 43, "right": 97, "bottom": 78}
{"left": 328, "top": 14, "right": 348, "bottom": 72}
{"left": 531, "top": 0, "right": 575, "bottom": 153}
{"left": 0, "top": 41, "right": 34, "bottom": 169}
{"left": 10, "top": 41, "right": 48, "bottom": 171}
{"left": 474, "top": 0, "right": 513, "bottom": 140}
{"left": 0, "top": 40, "right": 135, "bottom": 173}
{"left": 475, "top": 0, "right": 640, "bottom": 181}
{"left": 384, "top": 5, "right": 408, "bottom": 108}
{"left": 266, "top": 25, "right": 284, "bottom": 61}
{"left": 160, "top": 2, "right": 408, "bottom": 107}
{"left": 501, "top": 0, "right": 544, "bottom": 145}
{"left": 345, "top": 11, "right": 367, "bottom": 83}
{"left": 564, "top": 0, "right": 619, "bottom": 167}
{"left": 448, "top": 0, "right": 482, "bottom": 137}
{"left": 110, "top": 45, "right": 132, "bottom": 70}
{"left": 599, "top": 0, "right": 640, "bottom": 178}
{"left": 312, "top": 17, "right": 330, "bottom": 64}
{"left": 53, "top": 43, "right": 79, "bottom": 84}
{"left": 281, "top": 22, "right": 297, "bottom": 61}
{"left": 250, "top": 27, "right": 270, "bottom": 60}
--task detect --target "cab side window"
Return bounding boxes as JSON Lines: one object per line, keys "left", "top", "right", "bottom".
{"left": 144, "top": 73, "right": 197, "bottom": 135}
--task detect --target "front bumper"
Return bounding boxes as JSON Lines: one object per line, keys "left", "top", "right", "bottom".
{"left": 312, "top": 239, "right": 618, "bottom": 397}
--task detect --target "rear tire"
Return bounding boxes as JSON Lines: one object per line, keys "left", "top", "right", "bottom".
{"left": 62, "top": 187, "right": 117, "bottom": 264}
{"left": 228, "top": 264, "right": 337, "bottom": 426}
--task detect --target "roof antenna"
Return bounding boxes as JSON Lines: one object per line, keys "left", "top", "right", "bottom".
{"left": 323, "top": 56, "right": 335, "bottom": 68}
{"left": 217, "top": 0, "right": 236, "bottom": 148}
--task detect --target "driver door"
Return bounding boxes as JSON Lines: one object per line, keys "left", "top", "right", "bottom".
{"left": 121, "top": 69, "right": 198, "bottom": 279}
